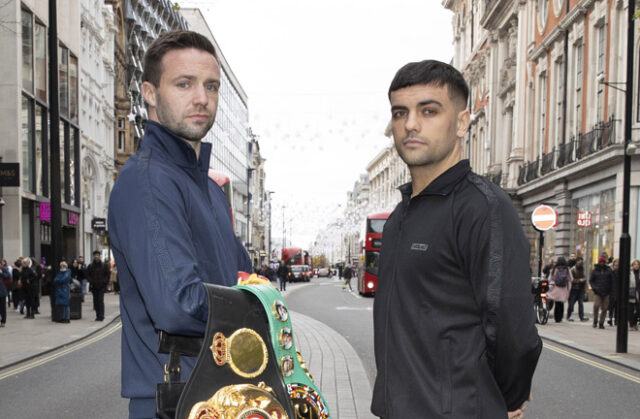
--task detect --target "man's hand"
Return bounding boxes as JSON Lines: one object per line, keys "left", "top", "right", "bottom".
{"left": 508, "top": 393, "right": 532, "bottom": 419}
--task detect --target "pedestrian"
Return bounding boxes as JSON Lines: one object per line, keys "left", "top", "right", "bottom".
{"left": 0, "top": 264, "right": 8, "bottom": 327}
{"left": 1, "top": 259, "right": 12, "bottom": 312}
{"left": 110, "top": 260, "right": 119, "bottom": 295}
{"left": 12, "top": 258, "right": 23, "bottom": 312}
{"left": 76, "top": 255, "right": 87, "bottom": 302}
{"left": 589, "top": 256, "right": 614, "bottom": 329}
{"left": 567, "top": 257, "right": 588, "bottom": 321}
{"left": 277, "top": 260, "right": 289, "bottom": 292}
{"left": 608, "top": 258, "right": 619, "bottom": 326}
{"left": 542, "top": 255, "right": 555, "bottom": 278}
{"left": 547, "top": 257, "right": 572, "bottom": 323}
{"left": 86, "top": 250, "right": 109, "bottom": 321}
{"left": 108, "top": 30, "right": 251, "bottom": 418}
{"left": 53, "top": 261, "right": 71, "bottom": 323}
{"left": 342, "top": 265, "right": 353, "bottom": 291}
{"left": 372, "top": 60, "right": 541, "bottom": 418}
{"left": 629, "top": 259, "right": 640, "bottom": 331}
{"left": 21, "top": 257, "right": 38, "bottom": 319}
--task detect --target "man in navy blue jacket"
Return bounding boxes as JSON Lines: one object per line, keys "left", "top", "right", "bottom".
{"left": 108, "top": 30, "right": 251, "bottom": 418}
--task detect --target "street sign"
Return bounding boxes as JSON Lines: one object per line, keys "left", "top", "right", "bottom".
{"left": 0, "top": 162, "right": 19, "bottom": 186}
{"left": 531, "top": 205, "right": 557, "bottom": 231}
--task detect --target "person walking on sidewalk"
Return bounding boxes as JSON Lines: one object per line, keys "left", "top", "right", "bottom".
{"left": 372, "top": 60, "right": 541, "bottom": 419}
{"left": 547, "top": 257, "right": 573, "bottom": 323}
{"left": 76, "top": 256, "right": 87, "bottom": 302}
{"left": 53, "top": 261, "right": 71, "bottom": 323}
{"left": 12, "top": 258, "right": 23, "bottom": 312}
{"left": 108, "top": 30, "right": 251, "bottom": 418}
{"left": 590, "top": 257, "right": 614, "bottom": 329}
{"left": 86, "top": 250, "right": 109, "bottom": 321}
{"left": 21, "top": 257, "right": 38, "bottom": 319}
{"left": 567, "top": 257, "right": 588, "bottom": 321}
{"left": 0, "top": 265, "right": 8, "bottom": 327}
{"left": 277, "top": 260, "right": 289, "bottom": 292}
{"left": 629, "top": 259, "right": 640, "bottom": 331}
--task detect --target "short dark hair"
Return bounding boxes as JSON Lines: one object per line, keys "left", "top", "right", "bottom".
{"left": 388, "top": 60, "right": 469, "bottom": 108}
{"left": 142, "top": 30, "right": 218, "bottom": 87}
{"left": 93, "top": 250, "right": 101, "bottom": 256}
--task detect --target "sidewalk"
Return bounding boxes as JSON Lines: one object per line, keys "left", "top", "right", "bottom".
{"left": 536, "top": 300, "right": 640, "bottom": 371}
{"left": 0, "top": 292, "right": 121, "bottom": 369}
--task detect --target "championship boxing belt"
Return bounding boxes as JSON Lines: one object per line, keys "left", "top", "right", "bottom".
{"left": 235, "top": 284, "right": 331, "bottom": 419}
{"left": 175, "top": 283, "right": 294, "bottom": 419}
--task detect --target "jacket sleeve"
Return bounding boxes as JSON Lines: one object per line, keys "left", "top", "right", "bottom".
{"left": 109, "top": 168, "right": 212, "bottom": 335}
{"left": 460, "top": 187, "right": 542, "bottom": 411}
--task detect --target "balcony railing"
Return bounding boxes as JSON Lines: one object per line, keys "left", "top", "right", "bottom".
{"left": 517, "top": 116, "right": 617, "bottom": 186}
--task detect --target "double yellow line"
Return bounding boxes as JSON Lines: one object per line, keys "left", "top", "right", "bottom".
{"left": 0, "top": 322, "right": 122, "bottom": 381}
{"left": 544, "top": 342, "right": 640, "bottom": 384}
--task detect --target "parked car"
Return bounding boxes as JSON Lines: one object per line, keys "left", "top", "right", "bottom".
{"left": 317, "top": 267, "right": 331, "bottom": 277}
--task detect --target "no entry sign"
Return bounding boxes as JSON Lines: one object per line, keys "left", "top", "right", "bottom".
{"left": 531, "top": 205, "right": 557, "bottom": 231}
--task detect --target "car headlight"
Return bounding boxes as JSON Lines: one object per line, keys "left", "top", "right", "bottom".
{"left": 367, "top": 282, "right": 374, "bottom": 289}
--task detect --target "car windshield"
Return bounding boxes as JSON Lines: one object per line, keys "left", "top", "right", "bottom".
{"left": 292, "top": 266, "right": 303, "bottom": 272}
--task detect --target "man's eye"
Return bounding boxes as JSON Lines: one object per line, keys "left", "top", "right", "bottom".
{"left": 206, "top": 84, "right": 219, "bottom": 92}
{"left": 177, "top": 82, "right": 189, "bottom": 88}
{"left": 423, "top": 108, "right": 436, "bottom": 115}
{"left": 392, "top": 110, "right": 406, "bottom": 119}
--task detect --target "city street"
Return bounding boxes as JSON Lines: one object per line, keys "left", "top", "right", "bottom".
{"left": 1, "top": 277, "right": 640, "bottom": 418}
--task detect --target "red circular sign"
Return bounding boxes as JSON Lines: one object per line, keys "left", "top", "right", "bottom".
{"left": 531, "top": 205, "right": 557, "bottom": 231}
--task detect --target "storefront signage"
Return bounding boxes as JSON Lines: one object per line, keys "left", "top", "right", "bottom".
{"left": 92, "top": 217, "right": 106, "bottom": 230}
{"left": 39, "top": 202, "right": 51, "bottom": 222}
{"left": 531, "top": 205, "right": 557, "bottom": 231}
{"left": 0, "top": 162, "right": 19, "bottom": 186}
{"left": 577, "top": 211, "right": 592, "bottom": 227}
{"left": 68, "top": 212, "right": 79, "bottom": 226}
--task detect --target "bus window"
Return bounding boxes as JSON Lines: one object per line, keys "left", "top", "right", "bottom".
{"left": 365, "top": 251, "right": 379, "bottom": 276}
{"left": 368, "top": 219, "right": 386, "bottom": 233}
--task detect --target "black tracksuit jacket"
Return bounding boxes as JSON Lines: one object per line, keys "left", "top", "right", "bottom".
{"left": 372, "top": 160, "right": 542, "bottom": 418}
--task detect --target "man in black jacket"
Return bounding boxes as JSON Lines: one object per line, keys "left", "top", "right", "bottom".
{"left": 372, "top": 60, "right": 542, "bottom": 419}
{"left": 86, "top": 250, "right": 110, "bottom": 321}
{"left": 589, "top": 256, "right": 614, "bottom": 329}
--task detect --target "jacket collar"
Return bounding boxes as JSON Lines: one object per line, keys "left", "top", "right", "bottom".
{"left": 141, "top": 120, "right": 212, "bottom": 171}
{"left": 399, "top": 159, "right": 471, "bottom": 201}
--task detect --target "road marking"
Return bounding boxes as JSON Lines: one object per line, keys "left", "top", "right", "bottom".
{"left": 544, "top": 343, "right": 640, "bottom": 384}
{"left": 0, "top": 322, "right": 122, "bottom": 381}
{"left": 335, "top": 306, "right": 372, "bottom": 311}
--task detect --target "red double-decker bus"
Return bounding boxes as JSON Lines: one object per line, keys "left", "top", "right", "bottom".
{"left": 281, "top": 247, "right": 312, "bottom": 281}
{"left": 358, "top": 212, "right": 390, "bottom": 296}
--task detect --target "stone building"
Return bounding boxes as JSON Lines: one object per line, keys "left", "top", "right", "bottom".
{"left": 0, "top": 0, "right": 82, "bottom": 263}
{"left": 444, "top": 0, "right": 640, "bottom": 270}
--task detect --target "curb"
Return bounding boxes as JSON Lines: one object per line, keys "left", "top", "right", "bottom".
{"left": 0, "top": 312, "right": 121, "bottom": 372}
{"left": 538, "top": 330, "right": 640, "bottom": 372}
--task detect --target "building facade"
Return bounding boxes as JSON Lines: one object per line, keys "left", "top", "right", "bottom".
{"left": 248, "top": 136, "right": 268, "bottom": 268}
{"left": 444, "top": 0, "right": 640, "bottom": 271}
{"left": 182, "top": 8, "right": 252, "bottom": 242}
{"left": 0, "top": 0, "right": 82, "bottom": 264}
{"left": 79, "top": 0, "right": 117, "bottom": 258}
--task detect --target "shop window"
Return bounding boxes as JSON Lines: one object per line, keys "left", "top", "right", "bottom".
{"left": 22, "top": 96, "right": 34, "bottom": 193}
{"left": 59, "top": 45, "right": 69, "bottom": 117}
{"left": 69, "top": 55, "right": 78, "bottom": 123}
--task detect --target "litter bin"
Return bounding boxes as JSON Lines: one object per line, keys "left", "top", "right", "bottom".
{"left": 70, "top": 291, "right": 82, "bottom": 320}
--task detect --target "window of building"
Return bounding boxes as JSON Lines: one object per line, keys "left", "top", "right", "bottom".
{"left": 597, "top": 24, "right": 606, "bottom": 74}
{"left": 59, "top": 45, "right": 69, "bottom": 117}
{"left": 555, "top": 59, "right": 565, "bottom": 145}
{"left": 637, "top": 45, "right": 640, "bottom": 122}
{"left": 21, "top": 95, "right": 33, "bottom": 193}
{"left": 69, "top": 55, "right": 78, "bottom": 123}
{"left": 118, "top": 131, "right": 125, "bottom": 152}
{"left": 21, "top": 9, "right": 33, "bottom": 93}
{"left": 575, "top": 42, "right": 583, "bottom": 135}
{"left": 34, "top": 22, "right": 46, "bottom": 102}
{"left": 539, "top": 72, "right": 547, "bottom": 154}
{"left": 537, "top": 0, "right": 549, "bottom": 33}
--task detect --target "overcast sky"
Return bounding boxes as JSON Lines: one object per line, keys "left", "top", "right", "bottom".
{"left": 179, "top": 0, "right": 454, "bottom": 248}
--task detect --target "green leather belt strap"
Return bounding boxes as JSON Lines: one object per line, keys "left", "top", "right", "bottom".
{"left": 235, "top": 284, "right": 331, "bottom": 418}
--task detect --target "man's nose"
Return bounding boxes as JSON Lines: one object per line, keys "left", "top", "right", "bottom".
{"left": 405, "top": 111, "right": 420, "bottom": 132}
{"left": 192, "top": 85, "right": 209, "bottom": 106}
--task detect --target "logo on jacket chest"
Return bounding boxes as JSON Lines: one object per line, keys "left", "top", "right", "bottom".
{"left": 410, "top": 243, "right": 429, "bottom": 252}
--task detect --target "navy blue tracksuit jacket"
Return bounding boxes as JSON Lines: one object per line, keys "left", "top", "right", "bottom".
{"left": 108, "top": 120, "right": 251, "bottom": 402}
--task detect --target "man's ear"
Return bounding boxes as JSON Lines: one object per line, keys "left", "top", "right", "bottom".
{"left": 141, "top": 81, "right": 157, "bottom": 109}
{"left": 456, "top": 109, "right": 471, "bottom": 138}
